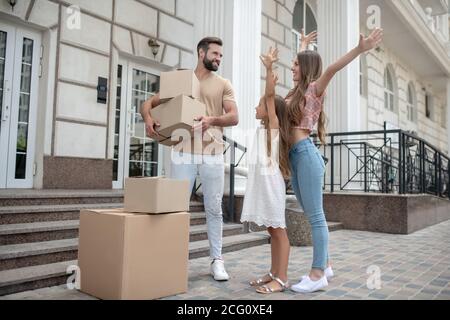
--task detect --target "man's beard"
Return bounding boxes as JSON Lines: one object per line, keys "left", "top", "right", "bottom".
{"left": 203, "top": 57, "right": 219, "bottom": 72}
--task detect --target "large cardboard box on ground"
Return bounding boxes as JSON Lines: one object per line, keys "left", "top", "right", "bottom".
{"left": 150, "top": 95, "right": 206, "bottom": 146}
{"left": 124, "top": 177, "right": 190, "bottom": 213}
{"left": 78, "top": 209, "right": 190, "bottom": 300}
{"left": 159, "top": 70, "right": 201, "bottom": 101}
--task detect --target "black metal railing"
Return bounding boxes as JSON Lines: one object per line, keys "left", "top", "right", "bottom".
{"left": 194, "top": 135, "right": 247, "bottom": 222}
{"left": 312, "top": 125, "right": 450, "bottom": 199}
{"left": 223, "top": 136, "right": 247, "bottom": 222}
{"left": 191, "top": 125, "right": 448, "bottom": 222}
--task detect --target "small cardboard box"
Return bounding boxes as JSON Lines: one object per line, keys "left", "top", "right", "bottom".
{"left": 124, "top": 177, "right": 190, "bottom": 214}
{"left": 150, "top": 95, "right": 206, "bottom": 146}
{"left": 159, "top": 70, "right": 201, "bottom": 101}
{"left": 78, "top": 209, "right": 190, "bottom": 300}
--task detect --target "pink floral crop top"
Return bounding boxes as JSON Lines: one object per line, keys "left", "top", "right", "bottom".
{"left": 285, "top": 82, "right": 325, "bottom": 132}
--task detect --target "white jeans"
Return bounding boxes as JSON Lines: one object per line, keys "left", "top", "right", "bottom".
{"left": 171, "top": 151, "right": 225, "bottom": 260}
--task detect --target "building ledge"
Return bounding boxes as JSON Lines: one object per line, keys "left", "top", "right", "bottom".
{"left": 388, "top": 0, "right": 450, "bottom": 76}
{"left": 416, "top": 0, "right": 449, "bottom": 16}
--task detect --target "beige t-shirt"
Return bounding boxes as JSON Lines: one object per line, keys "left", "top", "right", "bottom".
{"left": 174, "top": 72, "right": 236, "bottom": 155}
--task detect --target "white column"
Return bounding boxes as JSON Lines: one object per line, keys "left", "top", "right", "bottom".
{"left": 193, "top": 0, "right": 233, "bottom": 80}
{"left": 194, "top": 0, "right": 261, "bottom": 146}
{"left": 193, "top": 0, "right": 261, "bottom": 195}
{"left": 231, "top": 0, "right": 261, "bottom": 145}
{"left": 317, "top": 0, "right": 360, "bottom": 133}
{"left": 35, "top": 28, "right": 58, "bottom": 189}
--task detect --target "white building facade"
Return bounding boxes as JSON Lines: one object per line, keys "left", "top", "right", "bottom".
{"left": 0, "top": 0, "right": 449, "bottom": 190}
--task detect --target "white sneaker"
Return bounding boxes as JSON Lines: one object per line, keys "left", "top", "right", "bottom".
{"left": 210, "top": 259, "right": 230, "bottom": 281}
{"left": 291, "top": 275, "right": 328, "bottom": 293}
{"left": 301, "top": 266, "right": 334, "bottom": 282}
{"left": 325, "top": 266, "right": 334, "bottom": 280}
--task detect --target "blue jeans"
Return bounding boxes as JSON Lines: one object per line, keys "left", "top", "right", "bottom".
{"left": 289, "top": 138, "right": 329, "bottom": 271}
{"left": 171, "top": 152, "right": 224, "bottom": 260}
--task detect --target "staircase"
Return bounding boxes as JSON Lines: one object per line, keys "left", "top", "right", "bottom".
{"left": 0, "top": 190, "right": 270, "bottom": 296}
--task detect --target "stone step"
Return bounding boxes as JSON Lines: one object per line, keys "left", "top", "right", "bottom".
{"left": 0, "top": 190, "right": 125, "bottom": 207}
{"left": 0, "top": 202, "right": 205, "bottom": 225}
{"left": 0, "top": 217, "right": 241, "bottom": 245}
{"left": 0, "top": 260, "right": 75, "bottom": 297}
{"left": 328, "top": 222, "right": 344, "bottom": 232}
{"left": 0, "top": 190, "right": 205, "bottom": 209}
{"left": 0, "top": 204, "right": 121, "bottom": 225}
{"left": 0, "top": 239, "right": 78, "bottom": 272}
{"left": 189, "top": 223, "right": 244, "bottom": 242}
{"left": 0, "top": 232, "right": 270, "bottom": 296}
{"left": 0, "top": 221, "right": 246, "bottom": 271}
{"left": 188, "top": 201, "right": 205, "bottom": 213}
{"left": 189, "top": 211, "right": 206, "bottom": 226}
{"left": 0, "top": 221, "right": 79, "bottom": 246}
{"left": 189, "top": 231, "right": 270, "bottom": 260}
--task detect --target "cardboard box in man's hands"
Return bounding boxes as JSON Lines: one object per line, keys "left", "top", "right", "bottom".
{"left": 159, "top": 70, "right": 201, "bottom": 101}
{"left": 150, "top": 95, "right": 206, "bottom": 146}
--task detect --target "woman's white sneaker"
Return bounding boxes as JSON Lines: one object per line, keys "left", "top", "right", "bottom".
{"left": 291, "top": 276, "right": 328, "bottom": 293}
{"left": 301, "top": 267, "right": 334, "bottom": 282}
{"left": 325, "top": 266, "right": 334, "bottom": 280}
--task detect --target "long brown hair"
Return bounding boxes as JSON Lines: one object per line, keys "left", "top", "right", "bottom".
{"left": 261, "top": 95, "right": 291, "bottom": 178}
{"left": 283, "top": 50, "right": 328, "bottom": 166}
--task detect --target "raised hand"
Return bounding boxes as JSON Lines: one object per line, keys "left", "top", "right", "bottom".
{"left": 260, "top": 47, "right": 279, "bottom": 70}
{"left": 315, "top": 28, "right": 383, "bottom": 97}
{"left": 301, "top": 29, "right": 317, "bottom": 47}
{"left": 358, "top": 28, "right": 383, "bottom": 53}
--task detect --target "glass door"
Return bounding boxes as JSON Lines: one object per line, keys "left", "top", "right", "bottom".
{"left": 112, "top": 61, "right": 162, "bottom": 189}
{"left": 0, "top": 23, "right": 40, "bottom": 189}
{"left": 0, "top": 24, "right": 14, "bottom": 188}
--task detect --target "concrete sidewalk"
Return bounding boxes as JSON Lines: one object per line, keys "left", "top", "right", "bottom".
{"left": 2, "top": 220, "right": 450, "bottom": 300}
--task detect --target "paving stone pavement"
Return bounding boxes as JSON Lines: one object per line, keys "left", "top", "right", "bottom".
{"left": 2, "top": 220, "right": 450, "bottom": 300}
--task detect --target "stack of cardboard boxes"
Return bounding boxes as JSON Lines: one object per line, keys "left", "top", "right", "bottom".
{"left": 77, "top": 70, "right": 203, "bottom": 300}
{"left": 77, "top": 177, "right": 190, "bottom": 300}
{"left": 150, "top": 70, "right": 206, "bottom": 146}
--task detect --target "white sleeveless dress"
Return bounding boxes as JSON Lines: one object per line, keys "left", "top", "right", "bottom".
{"left": 240, "top": 127, "right": 286, "bottom": 229}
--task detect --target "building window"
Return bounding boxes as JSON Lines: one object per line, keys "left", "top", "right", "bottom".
{"left": 360, "top": 54, "right": 368, "bottom": 98}
{"left": 384, "top": 66, "right": 396, "bottom": 112}
{"left": 292, "top": 0, "right": 317, "bottom": 57}
{"left": 425, "top": 93, "right": 433, "bottom": 120}
{"left": 407, "top": 82, "right": 417, "bottom": 123}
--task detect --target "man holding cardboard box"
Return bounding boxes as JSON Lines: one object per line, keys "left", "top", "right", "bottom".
{"left": 140, "top": 37, "right": 239, "bottom": 281}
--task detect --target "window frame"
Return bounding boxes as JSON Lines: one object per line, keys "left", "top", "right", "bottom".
{"left": 406, "top": 82, "right": 417, "bottom": 123}
{"left": 425, "top": 93, "right": 434, "bottom": 121}
{"left": 384, "top": 67, "right": 395, "bottom": 112}
{"left": 291, "top": 0, "right": 318, "bottom": 57}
